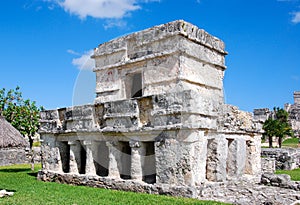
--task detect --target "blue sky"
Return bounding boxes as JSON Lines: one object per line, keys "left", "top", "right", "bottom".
{"left": 1, "top": 0, "right": 300, "bottom": 112}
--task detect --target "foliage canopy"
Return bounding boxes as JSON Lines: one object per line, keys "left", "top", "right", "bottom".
{"left": 262, "top": 107, "right": 294, "bottom": 148}
{"left": 0, "top": 86, "right": 43, "bottom": 148}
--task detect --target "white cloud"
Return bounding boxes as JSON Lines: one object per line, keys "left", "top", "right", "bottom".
{"left": 292, "top": 11, "right": 300, "bottom": 23}
{"left": 278, "top": 0, "right": 300, "bottom": 24}
{"left": 44, "top": 0, "right": 157, "bottom": 19}
{"left": 67, "top": 49, "right": 80, "bottom": 56}
{"left": 43, "top": 0, "right": 159, "bottom": 19}
{"left": 71, "top": 50, "right": 95, "bottom": 70}
{"left": 104, "top": 19, "right": 127, "bottom": 29}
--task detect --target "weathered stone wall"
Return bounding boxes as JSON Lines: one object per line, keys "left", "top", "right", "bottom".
{"left": 294, "top": 91, "right": 300, "bottom": 105}
{"left": 92, "top": 20, "right": 226, "bottom": 105}
{"left": 0, "top": 148, "right": 26, "bottom": 166}
{"left": 261, "top": 148, "right": 300, "bottom": 170}
{"left": 38, "top": 170, "right": 300, "bottom": 205}
{"left": 261, "top": 157, "right": 276, "bottom": 173}
{"left": 253, "top": 108, "right": 272, "bottom": 122}
{"left": 261, "top": 172, "right": 300, "bottom": 191}
{"left": 286, "top": 100, "right": 300, "bottom": 137}
{"left": 39, "top": 91, "right": 261, "bottom": 185}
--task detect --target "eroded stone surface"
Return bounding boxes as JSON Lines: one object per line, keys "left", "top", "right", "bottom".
{"left": 38, "top": 170, "right": 300, "bottom": 205}
{"left": 262, "top": 148, "right": 300, "bottom": 170}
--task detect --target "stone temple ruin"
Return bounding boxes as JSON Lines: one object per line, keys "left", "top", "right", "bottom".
{"left": 38, "top": 20, "right": 262, "bottom": 197}
{"left": 285, "top": 91, "right": 300, "bottom": 137}
{"left": 254, "top": 91, "right": 300, "bottom": 138}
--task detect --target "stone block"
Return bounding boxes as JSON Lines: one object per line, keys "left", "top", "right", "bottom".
{"left": 154, "top": 131, "right": 204, "bottom": 186}
{"left": 0, "top": 148, "right": 26, "bottom": 166}
{"left": 226, "top": 138, "right": 246, "bottom": 179}
{"left": 206, "top": 137, "right": 228, "bottom": 182}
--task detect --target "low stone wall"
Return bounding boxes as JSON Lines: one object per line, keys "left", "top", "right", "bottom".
{"left": 199, "top": 181, "right": 300, "bottom": 205}
{"left": 261, "top": 173, "right": 300, "bottom": 191}
{"left": 37, "top": 170, "right": 198, "bottom": 198}
{"left": 261, "top": 148, "right": 300, "bottom": 170}
{"left": 38, "top": 170, "right": 300, "bottom": 205}
{"left": 0, "top": 148, "right": 26, "bottom": 166}
{"left": 261, "top": 157, "right": 276, "bottom": 173}
{"left": 25, "top": 147, "right": 41, "bottom": 163}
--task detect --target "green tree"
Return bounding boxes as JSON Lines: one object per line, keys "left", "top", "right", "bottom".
{"left": 0, "top": 86, "right": 43, "bottom": 149}
{"left": 262, "top": 107, "right": 294, "bottom": 148}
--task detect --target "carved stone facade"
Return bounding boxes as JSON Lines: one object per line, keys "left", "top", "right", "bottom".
{"left": 38, "top": 20, "right": 261, "bottom": 195}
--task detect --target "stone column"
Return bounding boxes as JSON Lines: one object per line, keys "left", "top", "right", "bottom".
{"left": 68, "top": 141, "right": 79, "bottom": 174}
{"left": 244, "top": 135, "right": 261, "bottom": 182}
{"left": 83, "top": 140, "right": 96, "bottom": 175}
{"left": 226, "top": 138, "right": 246, "bottom": 179}
{"left": 106, "top": 141, "right": 121, "bottom": 178}
{"left": 41, "top": 135, "right": 62, "bottom": 172}
{"left": 193, "top": 136, "right": 208, "bottom": 184}
{"left": 206, "top": 137, "right": 228, "bottom": 182}
{"left": 51, "top": 147, "right": 63, "bottom": 172}
{"left": 129, "top": 141, "right": 146, "bottom": 181}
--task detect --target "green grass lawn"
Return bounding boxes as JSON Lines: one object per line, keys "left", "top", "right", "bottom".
{"left": 276, "top": 168, "right": 300, "bottom": 181}
{"left": 282, "top": 138, "right": 299, "bottom": 148}
{"left": 0, "top": 164, "right": 228, "bottom": 205}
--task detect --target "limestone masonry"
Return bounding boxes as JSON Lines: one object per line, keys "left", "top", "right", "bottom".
{"left": 38, "top": 20, "right": 262, "bottom": 198}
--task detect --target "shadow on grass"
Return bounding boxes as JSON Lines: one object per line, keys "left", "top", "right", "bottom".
{"left": 27, "top": 172, "right": 38, "bottom": 177}
{"left": 0, "top": 168, "right": 30, "bottom": 173}
{"left": 0, "top": 189, "right": 17, "bottom": 192}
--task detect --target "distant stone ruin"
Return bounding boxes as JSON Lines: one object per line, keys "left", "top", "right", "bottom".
{"left": 285, "top": 91, "right": 300, "bottom": 137}
{"left": 38, "top": 20, "right": 262, "bottom": 197}
{"left": 254, "top": 91, "right": 300, "bottom": 138}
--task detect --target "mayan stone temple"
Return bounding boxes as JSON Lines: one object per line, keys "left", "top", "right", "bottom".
{"left": 38, "top": 20, "right": 262, "bottom": 197}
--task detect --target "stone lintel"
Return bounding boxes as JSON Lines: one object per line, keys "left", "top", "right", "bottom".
{"left": 177, "top": 130, "right": 204, "bottom": 143}
{"left": 82, "top": 140, "right": 93, "bottom": 146}
{"left": 68, "top": 140, "right": 79, "bottom": 146}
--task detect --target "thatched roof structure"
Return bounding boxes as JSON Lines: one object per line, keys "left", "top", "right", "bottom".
{"left": 0, "top": 116, "right": 28, "bottom": 148}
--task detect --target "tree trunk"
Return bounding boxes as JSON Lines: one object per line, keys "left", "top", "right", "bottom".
{"left": 29, "top": 137, "right": 34, "bottom": 171}
{"left": 278, "top": 136, "right": 282, "bottom": 148}
{"left": 268, "top": 136, "right": 273, "bottom": 148}
{"left": 31, "top": 152, "right": 35, "bottom": 171}
{"left": 29, "top": 137, "right": 33, "bottom": 150}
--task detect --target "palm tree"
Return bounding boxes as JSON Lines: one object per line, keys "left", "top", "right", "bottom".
{"left": 262, "top": 107, "right": 294, "bottom": 148}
